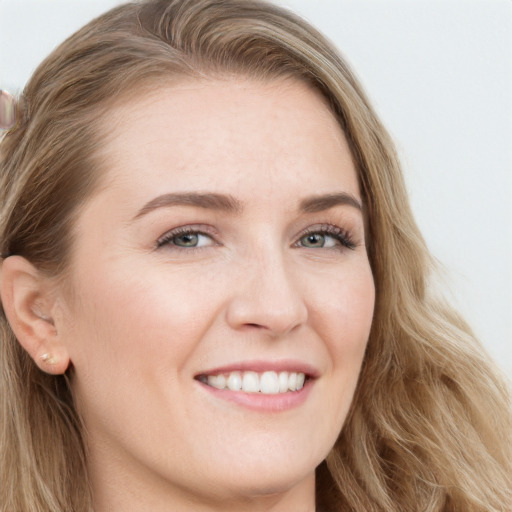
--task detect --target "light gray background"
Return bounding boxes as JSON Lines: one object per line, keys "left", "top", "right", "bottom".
{"left": 1, "top": 0, "right": 511, "bottom": 377}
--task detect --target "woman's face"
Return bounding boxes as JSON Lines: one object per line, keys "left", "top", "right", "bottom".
{"left": 60, "top": 78, "right": 375, "bottom": 509}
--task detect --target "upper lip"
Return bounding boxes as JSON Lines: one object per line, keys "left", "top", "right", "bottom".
{"left": 195, "top": 359, "right": 320, "bottom": 379}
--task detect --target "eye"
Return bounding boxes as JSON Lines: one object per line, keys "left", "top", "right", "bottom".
{"left": 296, "top": 225, "right": 356, "bottom": 251}
{"left": 157, "top": 227, "right": 216, "bottom": 250}
{"left": 300, "top": 233, "right": 334, "bottom": 248}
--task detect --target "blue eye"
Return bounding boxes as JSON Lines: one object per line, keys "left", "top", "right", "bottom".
{"left": 300, "top": 233, "right": 331, "bottom": 248}
{"left": 173, "top": 233, "right": 200, "bottom": 247}
{"left": 297, "top": 225, "right": 355, "bottom": 250}
{"left": 157, "top": 229, "right": 214, "bottom": 249}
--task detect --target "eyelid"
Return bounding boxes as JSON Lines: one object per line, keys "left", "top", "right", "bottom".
{"left": 155, "top": 222, "right": 358, "bottom": 252}
{"left": 295, "top": 223, "right": 356, "bottom": 250}
{"left": 156, "top": 224, "right": 219, "bottom": 250}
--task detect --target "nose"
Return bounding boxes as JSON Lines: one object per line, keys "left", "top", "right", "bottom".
{"left": 225, "top": 250, "right": 308, "bottom": 337}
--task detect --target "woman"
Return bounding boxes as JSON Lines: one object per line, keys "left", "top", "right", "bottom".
{"left": 0, "top": 0, "right": 510, "bottom": 510}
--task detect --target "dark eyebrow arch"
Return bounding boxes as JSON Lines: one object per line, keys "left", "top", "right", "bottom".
{"left": 299, "top": 193, "right": 363, "bottom": 213}
{"left": 133, "top": 192, "right": 243, "bottom": 220}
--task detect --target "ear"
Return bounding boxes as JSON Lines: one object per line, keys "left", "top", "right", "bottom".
{"left": 0, "top": 256, "right": 70, "bottom": 375}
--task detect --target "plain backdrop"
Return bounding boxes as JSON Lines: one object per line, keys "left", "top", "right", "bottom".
{"left": 0, "top": 0, "right": 511, "bottom": 377}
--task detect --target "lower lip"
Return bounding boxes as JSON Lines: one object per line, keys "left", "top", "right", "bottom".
{"left": 196, "top": 379, "right": 314, "bottom": 412}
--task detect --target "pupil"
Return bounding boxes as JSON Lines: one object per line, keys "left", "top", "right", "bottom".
{"left": 306, "top": 234, "right": 324, "bottom": 247}
{"left": 176, "top": 233, "right": 198, "bottom": 247}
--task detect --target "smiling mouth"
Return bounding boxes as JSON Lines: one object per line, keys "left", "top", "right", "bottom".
{"left": 196, "top": 370, "right": 309, "bottom": 394}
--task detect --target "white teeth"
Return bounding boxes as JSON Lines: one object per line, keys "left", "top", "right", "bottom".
{"left": 207, "top": 374, "right": 226, "bottom": 390}
{"left": 226, "top": 371, "right": 242, "bottom": 391}
{"left": 259, "top": 371, "right": 279, "bottom": 394}
{"left": 278, "top": 371, "right": 289, "bottom": 393}
{"left": 242, "top": 371, "right": 260, "bottom": 393}
{"left": 296, "top": 372, "right": 305, "bottom": 390}
{"left": 204, "top": 370, "right": 307, "bottom": 394}
{"left": 288, "top": 372, "right": 297, "bottom": 391}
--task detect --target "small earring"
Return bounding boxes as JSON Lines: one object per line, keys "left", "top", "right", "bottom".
{"left": 40, "top": 353, "right": 58, "bottom": 365}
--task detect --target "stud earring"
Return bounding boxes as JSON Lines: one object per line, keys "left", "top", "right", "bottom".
{"left": 40, "top": 353, "right": 58, "bottom": 365}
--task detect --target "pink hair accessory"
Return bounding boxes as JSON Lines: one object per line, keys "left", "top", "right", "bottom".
{"left": 0, "top": 90, "right": 17, "bottom": 130}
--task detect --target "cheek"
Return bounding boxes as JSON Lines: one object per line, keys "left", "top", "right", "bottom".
{"left": 309, "top": 263, "right": 375, "bottom": 404}
{"left": 310, "top": 262, "right": 375, "bottom": 355}
{"left": 65, "top": 264, "right": 216, "bottom": 399}
{"left": 63, "top": 264, "right": 222, "bottom": 459}
{"left": 73, "top": 255, "right": 206, "bottom": 329}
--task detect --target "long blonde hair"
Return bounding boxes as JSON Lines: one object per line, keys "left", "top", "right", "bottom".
{"left": 1, "top": 1, "right": 510, "bottom": 510}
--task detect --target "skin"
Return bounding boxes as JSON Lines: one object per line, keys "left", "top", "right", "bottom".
{"left": 4, "top": 78, "right": 375, "bottom": 511}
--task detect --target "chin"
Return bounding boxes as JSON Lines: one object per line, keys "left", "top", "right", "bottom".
{"left": 199, "top": 450, "right": 319, "bottom": 500}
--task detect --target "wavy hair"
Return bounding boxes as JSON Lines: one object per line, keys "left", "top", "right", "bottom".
{"left": 1, "top": 1, "right": 510, "bottom": 510}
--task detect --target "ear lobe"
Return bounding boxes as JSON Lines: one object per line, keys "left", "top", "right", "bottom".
{"left": 0, "top": 256, "right": 70, "bottom": 375}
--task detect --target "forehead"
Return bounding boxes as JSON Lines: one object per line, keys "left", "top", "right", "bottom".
{"left": 93, "top": 77, "right": 359, "bottom": 207}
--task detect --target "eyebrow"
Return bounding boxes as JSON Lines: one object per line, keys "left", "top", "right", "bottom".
{"left": 133, "top": 191, "right": 362, "bottom": 220}
{"left": 299, "top": 192, "right": 363, "bottom": 213}
{"left": 133, "top": 192, "right": 243, "bottom": 219}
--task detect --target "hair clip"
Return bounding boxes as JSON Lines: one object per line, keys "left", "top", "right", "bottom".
{"left": 0, "top": 90, "right": 17, "bottom": 130}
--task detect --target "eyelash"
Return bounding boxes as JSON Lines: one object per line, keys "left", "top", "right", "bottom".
{"left": 156, "top": 225, "right": 217, "bottom": 252}
{"left": 156, "top": 224, "right": 356, "bottom": 252}
{"left": 295, "top": 224, "right": 356, "bottom": 251}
